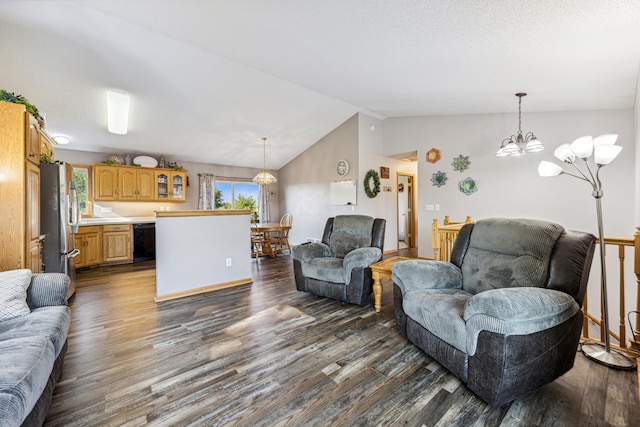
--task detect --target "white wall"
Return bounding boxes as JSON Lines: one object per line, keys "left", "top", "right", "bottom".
{"left": 383, "top": 110, "right": 635, "bottom": 256}
{"left": 55, "top": 148, "right": 278, "bottom": 218}
{"left": 278, "top": 113, "right": 417, "bottom": 251}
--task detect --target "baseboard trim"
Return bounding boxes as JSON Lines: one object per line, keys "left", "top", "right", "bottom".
{"left": 154, "top": 278, "right": 253, "bottom": 302}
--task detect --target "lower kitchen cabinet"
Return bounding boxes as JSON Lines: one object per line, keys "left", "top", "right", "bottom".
{"left": 102, "top": 224, "right": 132, "bottom": 263}
{"left": 74, "top": 226, "right": 102, "bottom": 269}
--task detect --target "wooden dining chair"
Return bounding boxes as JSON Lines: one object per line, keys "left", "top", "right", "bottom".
{"left": 273, "top": 213, "right": 293, "bottom": 254}
{"left": 250, "top": 217, "right": 266, "bottom": 259}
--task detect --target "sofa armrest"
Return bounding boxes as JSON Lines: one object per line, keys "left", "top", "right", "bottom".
{"left": 463, "top": 287, "right": 580, "bottom": 355}
{"left": 343, "top": 247, "right": 382, "bottom": 282}
{"left": 392, "top": 260, "right": 462, "bottom": 295}
{"left": 27, "top": 273, "right": 70, "bottom": 309}
{"left": 292, "top": 242, "right": 331, "bottom": 263}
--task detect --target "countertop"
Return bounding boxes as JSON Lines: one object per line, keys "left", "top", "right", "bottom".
{"left": 79, "top": 216, "right": 156, "bottom": 226}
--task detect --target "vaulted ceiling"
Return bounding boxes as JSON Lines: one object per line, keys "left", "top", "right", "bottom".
{"left": 1, "top": 1, "right": 639, "bottom": 169}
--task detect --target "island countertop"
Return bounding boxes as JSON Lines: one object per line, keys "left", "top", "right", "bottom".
{"left": 155, "top": 210, "right": 250, "bottom": 218}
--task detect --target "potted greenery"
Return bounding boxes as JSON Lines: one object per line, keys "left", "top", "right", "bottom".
{"left": 0, "top": 89, "right": 44, "bottom": 126}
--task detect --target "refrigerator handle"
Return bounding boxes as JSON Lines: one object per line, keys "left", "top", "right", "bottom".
{"left": 68, "top": 181, "right": 80, "bottom": 234}
{"left": 67, "top": 248, "right": 80, "bottom": 259}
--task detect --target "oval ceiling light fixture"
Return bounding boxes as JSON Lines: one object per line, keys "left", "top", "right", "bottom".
{"left": 53, "top": 135, "right": 70, "bottom": 145}
{"left": 107, "top": 90, "right": 130, "bottom": 135}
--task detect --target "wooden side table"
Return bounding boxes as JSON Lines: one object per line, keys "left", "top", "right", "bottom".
{"left": 370, "top": 256, "right": 418, "bottom": 312}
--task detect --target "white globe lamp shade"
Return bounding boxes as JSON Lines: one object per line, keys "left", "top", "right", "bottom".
{"left": 538, "top": 161, "right": 563, "bottom": 177}
{"left": 594, "top": 145, "right": 622, "bottom": 165}
{"left": 593, "top": 134, "right": 618, "bottom": 146}
{"left": 553, "top": 144, "right": 575, "bottom": 163}
{"left": 569, "top": 135, "right": 593, "bottom": 159}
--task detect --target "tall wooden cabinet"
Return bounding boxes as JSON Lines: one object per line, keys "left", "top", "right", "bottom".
{"left": 0, "top": 101, "right": 42, "bottom": 272}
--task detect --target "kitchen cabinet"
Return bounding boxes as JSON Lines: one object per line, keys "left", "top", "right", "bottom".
{"left": 94, "top": 164, "right": 119, "bottom": 201}
{"left": 94, "top": 164, "right": 187, "bottom": 202}
{"left": 0, "top": 101, "right": 42, "bottom": 272}
{"left": 102, "top": 224, "right": 132, "bottom": 263}
{"left": 40, "top": 132, "right": 55, "bottom": 162}
{"left": 119, "top": 167, "right": 155, "bottom": 201}
{"left": 25, "top": 113, "right": 41, "bottom": 165}
{"left": 74, "top": 226, "right": 102, "bottom": 269}
{"left": 156, "top": 170, "right": 186, "bottom": 201}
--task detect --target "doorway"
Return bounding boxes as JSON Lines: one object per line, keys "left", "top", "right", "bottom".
{"left": 397, "top": 173, "right": 416, "bottom": 249}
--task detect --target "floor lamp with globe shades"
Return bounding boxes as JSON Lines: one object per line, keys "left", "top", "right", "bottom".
{"left": 538, "top": 134, "right": 636, "bottom": 369}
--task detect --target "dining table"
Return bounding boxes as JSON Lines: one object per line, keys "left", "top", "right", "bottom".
{"left": 252, "top": 222, "right": 292, "bottom": 258}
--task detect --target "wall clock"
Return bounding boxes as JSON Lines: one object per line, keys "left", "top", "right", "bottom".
{"left": 336, "top": 159, "right": 350, "bottom": 177}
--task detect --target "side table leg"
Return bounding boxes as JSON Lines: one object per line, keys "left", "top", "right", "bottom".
{"left": 373, "top": 273, "right": 382, "bottom": 313}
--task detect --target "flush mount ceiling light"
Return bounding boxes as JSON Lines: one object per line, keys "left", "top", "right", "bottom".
{"left": 496, "top": 93, "right": 544, "bottom": 157}
{"left": 53, "top": 135, "right": 70, "bottom": 145}
{"left": 106, "top": 90, "right": 130, "bottom": 135}
{"left": 252, "top": 137, "right": 277, "bottom": 186}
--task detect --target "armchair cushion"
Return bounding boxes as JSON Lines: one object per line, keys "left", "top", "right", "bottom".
{"left": 292, "top": 242, "right": 332, "bottom": 264}
{"left": 303, "top": 257, "right": 345, "bottom": 284}
{"left": 402, "top": 288, "right": 471, "bottom": 352}
{"left": 393, "top": 260, "right": 463, "bottom": 294}
{"left": 329, "top": 215, "right": 374, "bottom": 257}
{"left": 461, "top": 218, "right": 564, "bottom": 294}
{"left": 343, "top": 247, "right": 382, "bottom": 283}
{"left": 464, "top": 287, "right": 580, "bottom": 355}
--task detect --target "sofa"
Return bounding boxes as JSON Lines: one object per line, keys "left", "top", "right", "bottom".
{"left": 292, "top": 215, "right": 386, "bottom": 305}
{"left": 0, "top": 269, "right": 71, "bottom": 427}
{"left": 392, "top": 218, "right": 595, "bottom": 406}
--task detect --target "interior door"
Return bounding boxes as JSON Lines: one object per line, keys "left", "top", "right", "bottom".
{"left": 397, "top": 173, "right": 416, "bottom": 248}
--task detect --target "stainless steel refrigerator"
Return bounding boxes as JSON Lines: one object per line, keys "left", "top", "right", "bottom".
{"left": 40, "top": 162, "right": 80, "bottom": 299}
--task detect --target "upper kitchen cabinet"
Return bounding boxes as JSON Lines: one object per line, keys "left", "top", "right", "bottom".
{"left": 94, "top": 164, "right": 187, "bottom": 202}
{"left": 156, "top": 170, "right": 186, "bottom": 201}
{"left": 25, "top": 112, "right": 41, "bottom": 164}
{"left": 40, "top": 132, "right": 55, "bottom": 162}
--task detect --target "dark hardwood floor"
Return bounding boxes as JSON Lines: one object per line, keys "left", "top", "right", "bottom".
{"left": 45, "top": 249, "right": 639, "bottom": 426}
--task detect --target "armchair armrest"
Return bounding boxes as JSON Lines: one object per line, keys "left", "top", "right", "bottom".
{"left": 343, "top": 247, "right": 382, "bottom": 283}
{"left": 292, "top": 242, "right": 331, "bottom": 263}
{"left": 26, "top": 273, "right": 70, "bottom": 309}
{"left": 464, "top": 287, "right": 580, "bottom": 355}
{"left": 392, "top": 260, "right": 462, "bottom": 295}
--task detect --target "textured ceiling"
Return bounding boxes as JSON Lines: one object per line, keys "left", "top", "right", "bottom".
{"left": 1, "top": 0, "right": 639, "bottom": 169}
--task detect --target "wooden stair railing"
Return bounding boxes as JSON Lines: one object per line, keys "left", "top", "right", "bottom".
{"left": 581, "top": 226, "right": 640, "bottom": 357}
{"left": 431, "top": 215, "right": 473, "bottom": 261}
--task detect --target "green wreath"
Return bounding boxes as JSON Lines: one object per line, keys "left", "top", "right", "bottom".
{"left": 364, "top": 169, "right": 381, "bottom": 198}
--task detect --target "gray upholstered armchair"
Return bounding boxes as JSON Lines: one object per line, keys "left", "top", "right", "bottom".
{"left": 292, "top": 215, "right": 386, "bottom": 305}
{"left": 393, "top": 218, "right": 596, "bottom": 406}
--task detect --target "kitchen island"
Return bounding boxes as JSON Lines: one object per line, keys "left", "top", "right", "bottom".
{"left": 155, "top": 210, "right": 252, "bottom": 302}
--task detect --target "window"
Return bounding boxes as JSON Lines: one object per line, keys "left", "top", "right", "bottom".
{"left": 69, "top": 164, "right": 93, "bottom": 217}
{"left": 215, "top": 179, "right": 259, "bottom": 217}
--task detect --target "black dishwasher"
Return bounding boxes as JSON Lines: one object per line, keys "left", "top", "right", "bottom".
{"left": 133, "top": 223, "right": 156, "bottom": 262}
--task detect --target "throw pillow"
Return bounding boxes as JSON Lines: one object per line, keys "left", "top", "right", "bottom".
{"left": 0, "top": 269, "right": 32, "bottom": 321}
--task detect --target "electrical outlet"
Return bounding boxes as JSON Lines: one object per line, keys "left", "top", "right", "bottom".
{"left": 101, "top": 207, "right": 112, "bottom": 213}
{"left": 165, "top": 206, "right": 171, "bottom": 211}
{"left": 225, "top": 258, "right": 232, "bottom": 267}
{"left": 159, "top": 206, "right": 165, "bottom": 211}
{"left": 435, "top": 204, "right": 440, "bottom": 211}
{"left": 426, "top": 204, "right": 434, "bottom": 211}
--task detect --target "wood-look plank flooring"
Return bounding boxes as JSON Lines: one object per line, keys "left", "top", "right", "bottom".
{"left": 45, "top": 249, "right": 639, "bottom": 427}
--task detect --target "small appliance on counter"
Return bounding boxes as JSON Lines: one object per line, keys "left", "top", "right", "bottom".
{"left": 40, "top": 162, "right": 80, "bottom": 298}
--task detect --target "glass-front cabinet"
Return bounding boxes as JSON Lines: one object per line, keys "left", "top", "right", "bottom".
{"left": 156, "top": 170, "right": 186, "bottom": 201}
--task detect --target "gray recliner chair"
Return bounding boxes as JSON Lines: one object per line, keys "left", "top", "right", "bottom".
{"left": 292, "top": 215, "right": 386, "bottom": 305}
{"left": 393, "top": 218, "right": 596, "bottom": 406}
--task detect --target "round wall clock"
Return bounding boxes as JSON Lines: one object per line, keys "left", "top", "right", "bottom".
{"left": 336, "top": 159, "right": 350, "bottom": 177}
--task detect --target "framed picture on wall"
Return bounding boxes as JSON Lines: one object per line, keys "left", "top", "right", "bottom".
{"left": 380, "top": 166, "right": 390, "bottom": 179}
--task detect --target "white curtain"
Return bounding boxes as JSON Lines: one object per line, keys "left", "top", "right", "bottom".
{"left": 258, "top": 184, "right": 270, "bottom": 223}
{"left": 198, "top": 173, "right": 215, "bottom": 210}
